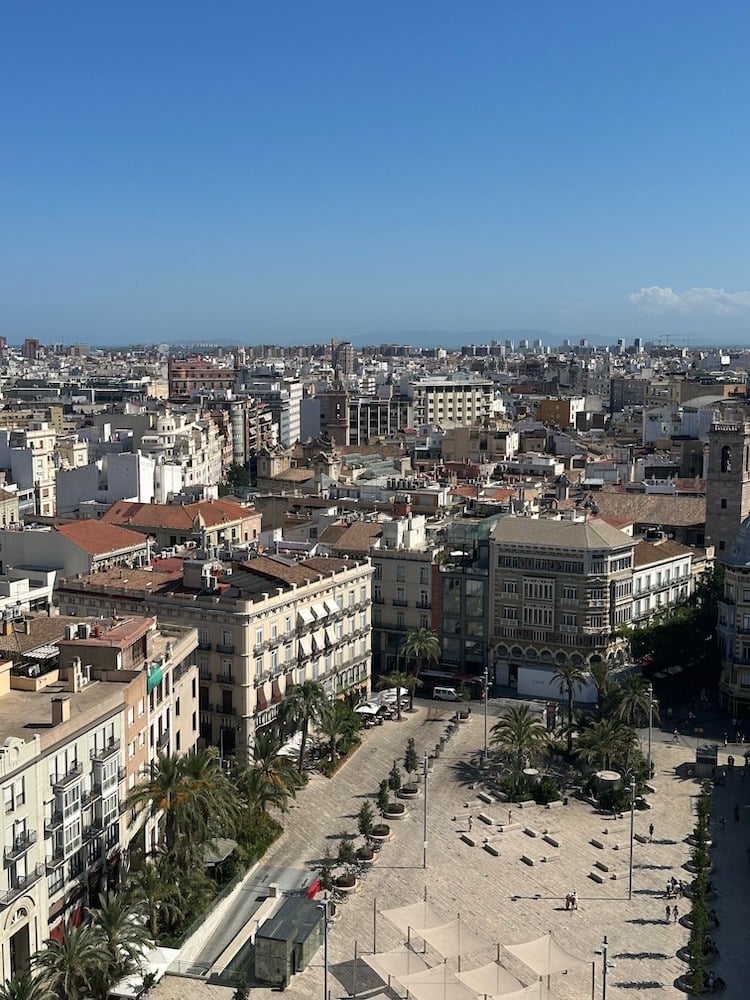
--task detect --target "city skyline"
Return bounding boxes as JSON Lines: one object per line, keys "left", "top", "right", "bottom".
{"left": 3, "top": 1, "right": 749, "bottom": 346}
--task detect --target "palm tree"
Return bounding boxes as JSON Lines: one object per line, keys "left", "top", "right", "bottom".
{"left": 318, "top": 700, "right": 360, "bottom": 768}
{"left": 177, "top": 746, "right": 240, "bottom": 852}
{"left": 236, "top": 732, "right": 302, "bottom": 814}
{"left": 237, "top": 766, "right": 291, "bottom": 815}
{"left": 376, "top": 671, "right": 409, "bottom": 722}
{"left": 615, "top": 673, "right": 660, "bottom": 727}
{"left": 490, "top": 704, "right": 548, "bottom": 778}
{"left": 126, "top": 856, "right": 186, "bottom": 939}
{"left": 126, "top": 752, "right": 183, "bottom": 855}
{"left": 402, "top": 628, "right": 441, "bottom": 710}
{"left": 34, "top": 926, "right": 110, "bottom": 1000}
{"left": 280, "top": 680, "right": 327, "bottom": 773}
{"left": 89, "top": 891, "right": 151, "bottom": 986}
{"left": 0, "top": 973, "right": 54, "bottom": 1000}
{"left": 589, "top": 661, "right": 615, "bottom": 720}
{"left": 575, "top": 718, "right": 638, "bottom": 772}
{"left": 550, "top": 661, "right": 587, "bottom": 753}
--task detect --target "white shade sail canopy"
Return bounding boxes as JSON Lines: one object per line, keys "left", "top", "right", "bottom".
{"left": 504, "top": 933, "right": 589, "bottom": 977}
{"left": 419, "top": 917, "right": 493, "bottom": 960}
{"left": 361, "top": 948, "right": 430, "bottom": 984}
{"left": 381, "top": 900, "right": 445, "bottom": 937}
{"left": 399, "top": 963, "right": 478, "bottom": 1000}
{"left": 456, "top": 960, "right": 524, "bottom": 996}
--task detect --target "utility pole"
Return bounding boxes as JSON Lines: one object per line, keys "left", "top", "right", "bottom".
{"left": 647, "top": 682, "right": 654, "bottom": 781}
{"left": 628, "top": 778, "right": 636, "bottom": 900}
{"left": 423, "top": 751, "right": 429, "bottom": 869}
{"left": 317, "top": 893, "right": 332, "bottom": 1000}
{"left": 483, "top": 663, "right": 489, "bottom": 766}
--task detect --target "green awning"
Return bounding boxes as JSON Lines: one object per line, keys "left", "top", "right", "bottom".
{"left": 147, "top": 664, "right": 163, "bottom": 693}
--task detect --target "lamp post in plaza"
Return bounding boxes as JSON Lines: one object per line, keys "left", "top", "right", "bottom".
{"left": 647, "top": 682, "right": 656, "bottom": 781}
{"left": 482, "top": 662, "right": 489, "bottom": 766}
{"left": 628, "top": 776, "right": 636, "bottom": 900}
{"left": 422, "top": 750, "right": 429, "bottom": 869}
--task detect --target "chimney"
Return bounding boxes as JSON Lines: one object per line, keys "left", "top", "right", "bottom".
{"left": 51, "top": 695, "right": 71, "bottom": 726}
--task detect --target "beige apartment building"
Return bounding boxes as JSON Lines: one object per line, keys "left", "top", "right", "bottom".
{"left": 489, "top": 516, "right": 634, "bottom": 698}
{"left": 0, "top": 614, "right": 197, "bottom": 982}
{"left": 56, "top": 553, "right": 373, "bottom": 762}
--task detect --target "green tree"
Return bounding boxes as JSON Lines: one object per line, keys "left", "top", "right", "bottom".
{"left": 34, "top": 926, "right": 110, "bottom": 1000}
{"left": 318, "top": 700, "right": 360, "bottom": 769}
{"left": 404, "top": 737, "right": 419, "bottom": 781}
{"left": 377, "top": 779, "right": 390, "bottom": 815}
{"left": 388, "top": 760, "right": 402, "bottom": 794}
{"left": 126, "top": 857, "right": 186, "bottom": 939}
{"left": 490, "top": 704, "right": 548, "bottom": 778}
{"left": 280, "top": 680, "right": 328, "bottom": 773}
{"left": 225, "top": 463, "right": 251, "bottom": 490}
{"left": 236, "top": 732, "right": 302, "bottom": 814}
{"left": 376, "top": 671, "right": 409, "bottom": 722}
{"left": 402, "top": 629, "right": 441, "bottom": 710}
{"left": 127, "top": 752, "right": 183, "bottom": 855}
{"left": 550, "top": 661, "right": 587, "bottom": 753}
{"left": 575, "top": 718, "right": 638, "bottom": 772}
{"left": 357, "top": 801, "right": 375, "bottom": 837}
{"left": 614, "top": 673, "right": 660, "bottom": 727}
{"left": 0, "top": 973, "right": 54, "bottom": 1000}
{"left": 589, "top": 661, "right": 616, "bottom": 720}
{"left": 89, "top": 891, "right": 151, "bottom": 988}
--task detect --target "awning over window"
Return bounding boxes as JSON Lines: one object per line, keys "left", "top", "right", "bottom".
{"left": 311, "top": 603, "right": 327, "bottom": 620}
{"left": 325, "top": 625, "right": 337, "bottom": 646}
{"left": 255, "top": 686, "right": 268, "bottom": 711}
{"left": 324, "top": 598, "right": 340, "bottom": 615}
{"left": 299, "top": 635, "right": 312, "bottom": 656}
{"left": 297, "top": 608, "right": 314, "bottom": 626}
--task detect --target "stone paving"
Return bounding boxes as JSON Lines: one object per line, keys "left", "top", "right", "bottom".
{"left": 152, "top": 706, "right": 744, "bottom": 1000}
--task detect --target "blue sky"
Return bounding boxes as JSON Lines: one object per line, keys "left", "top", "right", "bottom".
{"left": 2, "top": 1, "right": 749, "bottom": 346}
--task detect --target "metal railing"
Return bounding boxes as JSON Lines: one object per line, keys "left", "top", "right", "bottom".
{"left": 90, "top": 739, "right": 120, "bottom": 762}
{"left": 3, "top": 830, "right": 37, "bottom": 863}
{"left": 0, "top": 864, "right": 45, "bottom": 906}
{"left": 51, "top": 761, "right": 83, "bottom": 789}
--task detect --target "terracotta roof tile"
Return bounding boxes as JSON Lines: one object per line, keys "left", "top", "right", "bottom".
{"left": 102, "top": 498, "right": 256, "bottom": 531}
{"left": 55, "top": 520, "right": 147, "bottom": 556}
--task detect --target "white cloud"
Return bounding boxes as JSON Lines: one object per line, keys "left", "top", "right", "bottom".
{"left": 629, "top": 285, "right": 750, "bottom": 316}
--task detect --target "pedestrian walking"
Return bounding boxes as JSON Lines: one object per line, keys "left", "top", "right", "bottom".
{"left": 649, "top": 822, "right": 654, "bottom": 842}
{"left": 508, "top": 809, "right": 513, "bottom": 824}
{"left": 665, "top": 904, "right": 671, "bottom": 923}
{"left": 673, "top": 904, "right": 679, "bottom": 923}
{"left": 468, "top": 816, "right": 472, "bottom": 832}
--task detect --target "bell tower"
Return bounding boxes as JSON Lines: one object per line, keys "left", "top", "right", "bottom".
{"left": 705, "top": 408, "right": 750, "bottom": 558}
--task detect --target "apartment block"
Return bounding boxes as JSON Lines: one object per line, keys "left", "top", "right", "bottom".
{"left": 55, "top": 554, "right": 373, "bottom": 762}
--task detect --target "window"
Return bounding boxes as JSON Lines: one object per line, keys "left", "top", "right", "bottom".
{"left": 396, "top": 565, "right": 406, "bottom": 582}
{"left": 397, "top": 611, "right": 405, "bottom": 628}
{"left": 349, "top": 590, "right": 355, "bottom": 608}
{"left": 562, "top": 612, "right": 576, "bottom": 627}
{"left": 396, "top": 587, "right": 405, "bottom": 603}
{"left": 419, "top": 567, "right": 429, "bottom": 585}
{"left": 523, "top": 578, "right": 554, "bottom": 601}
{"left": 270, "top": 623, "right": 278, "bottom": 642}
{"left": 222, "top": 629, "right": 232, "bottom": 647}
{"left": 522, "top": 606, "right": 553, "bottom": 627}
{"left": 255, "top": 627, "right": 263, "bottom": 647}
{"left": 255, "top": 657, "right": 264, "bottom": 678}
{"left": 562, "top": 585, "right": 577, "bottom": 600}
{"left": 504, "top": 580, "right": 518, "bottom": 594}
{"left": 271, "top": 650, "right": 278, "bottom": 672}
{"left": 721, "top": 498, "right": 728, "bottom": 509}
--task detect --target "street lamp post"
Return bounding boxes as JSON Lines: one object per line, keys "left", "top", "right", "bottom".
{"left": 647, "top": 682, "right": 654, "bottom": 781}
{"left": 422, "top": 750, "right": 429, "bottom": 869}
{"left": 595, "top": 934, "right": 615, "bottom": 1000}
{"left": 628, "top": 777, "right": 636, "bottom": 900}
{"left": 483, "top": 663, "right": 489, "bottom": 766}
{"left": 317, "top": 893, "right": 333, "bottom": 1000}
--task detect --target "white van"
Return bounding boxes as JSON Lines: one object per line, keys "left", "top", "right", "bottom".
{"left": 433, "top": 686, "right": 459, "bottom": 701}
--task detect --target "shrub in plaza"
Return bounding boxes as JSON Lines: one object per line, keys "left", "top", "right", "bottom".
{"left": 388, "top": 760, "right": 402, "bottom": 794}
{"left": 335, "top": 834, "right": 358, "bottom": 888}
{"left": 358, "top": 801, "right": 375, "bottom": 838}
{"left": 404, "top": 737, "right": 420, "bottom": 787}
{"left": 533, "top": 776, "right": 560, "bottom": 805}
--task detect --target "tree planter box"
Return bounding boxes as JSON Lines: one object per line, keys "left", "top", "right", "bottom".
{"left": 399, "top": 785, "right": 420, "bottom": 799}
{"left": 334, "top": 876, "right": 358, "bottom": 894}
{"left": 370, "top": 825, "right": 391, "bottom": 841}
{"left": 458, "top": 713, "right": 470, "bottom": 722}
{"left": 384, "top": 804, "right": 406, "bottom": 820}
{"left": 356, "top": 849, "right": 375, "bottom": 864}
{"left": 677, "top": 946, "right": 717, "bottom": 966}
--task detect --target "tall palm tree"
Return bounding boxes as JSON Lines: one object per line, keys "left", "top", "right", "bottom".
{"left": 589, "top": 661, "right": 615, "bottom": 720}
{"left": 236, "top": 732, "right": 302, "bottom": 814}
{"left": 615, "top": 672, "right": 660, "bottom": 727}
{"left": 318, "top": 700, "right": 360, "bottom": 768}
{"left": 177, "top": 746, "right": 240, "bottom": 852}
{"left": 237, "top": 765, "right": 292, "bottom": 815}
{"left": 550, "top": 661, "right": 587, "bottom": 753}
{"left": 376, "top": 671, "right": 410, "bottom": 722}
{"left": 89, "top": 891, "right": 151, "bottom": 986}
{"left": 34, "top": 926, "right": 110, "bottom": 1000}
{"left": 126, "top": 752, "right": 183, "bottom": 855}
{"left": 402, "top": 629, "right": 441, "bottom": 710}
{"left": 575, "top": 717, "right": 638, "bottom": 772}
{"left": 126, "top": 857, "right": 186, "bottom": 940}
{"left": 490, "top": 704, "right": 548, "bottom": 778}
{"left": 280, "top": 680, "right": 327, "bottom": 773}
{"left": 0, "top": 973, "right": 54, "bottom": 1000}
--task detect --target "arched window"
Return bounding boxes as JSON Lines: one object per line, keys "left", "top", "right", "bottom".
{"left": 721, "top": 445, "right": 732, "bottom": 473}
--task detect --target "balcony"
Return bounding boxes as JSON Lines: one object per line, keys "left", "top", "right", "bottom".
{"left": 198, "top": 640, "right": 212, "bottom": 651}
{"left": 81, "top": 821, "right": 102, "bottom": 843}
{"left": 217, "top": 672, "right": 234, "bottom": 685}
{"left": 393, "top": 599, "right": 408, "bottom": 608}
{"left": 216, "top": 643, "right": 235, "bottom": 654}
{"left": 45, "top": 848, "right": 65, "bottom": 871}
{"left": 82, "top": 785, "right": 102, "bottom": 807}
{"left": 4, "top": 830, "right": 37, "bottom": 864}
{"left": 51, "top": 761, "right": 83, "bottom": 789}
{"left": 215, "top": 704, "right": 236, "bottom": 716}
{"left": 372, "top": 595, "right": 384, "bottom": 605}
{"left": 90, "top": 739, "right": 120, "bottom": 763}
{"left": 44, "top": 812, "right": 63, "bottom": 836}
{"left": 156, "top": 730, "right": 170, "bottom": 750}
{"left": 0, "top": 864, "right": 45, "bottom": 907}
{"left": 417, "top": 600, "right": 431, "bottom": 609}
{"left": 253, "top": 642, "right": 266, "bottom": 655}
{"left": 118, "top": 766, "right": 127, "bottom": 782}
{"left": 199, "top": 670, "right": 213, "bottom": 683}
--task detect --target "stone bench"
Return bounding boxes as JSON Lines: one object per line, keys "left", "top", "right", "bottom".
{"left": 542, "top": 827, "right": 560, "bottom": 836}
{"left": 546, "top": 800, "right": 563, "bottom": 809}
{"left": 518, "top": 800, "right": 536, "bottom": 808}
{"left": 460, "top": 834, "right": 476, "bottom": 846}
{"left": 595, "top": 860, "right": 613, "bottom": 872}
{"left": 591, "top": 838, "right": 605, "bottom": 850}
{"left": 521, "top": 854, "right": 535, "bottom": 866}
{"left": 611, "top": 843, "right": 624, "bottom": 851}
{"left": 634, "top": 833, "right": 650, "bottom": 844}
{"left": 543, "top": 834, "right": 560, "bottom": 848}
{"left": 589, "top": 871, "right": 605, "bottom": 884}
{"left": 478, "top": 792, "right": 494, "bottom": 805}
{"left": 603, "top": 826, "right": 626, "bottom": 836}
{"left": 540, "top": 854, "right": 560, "bottom": 863}
{"left": 499, "top": 822, "right": 522, "bottom": 833}
{"left": 484, "top": 834, "right": 503, "bottom": 845}
{"left": 483, "top": 843, "right": 500, "bottom": 857}
{"left": 477, "top": 813, "right": 494, "bottom": 825}
{"left": 524, "top": 827, "right": 540, "bottom": 838}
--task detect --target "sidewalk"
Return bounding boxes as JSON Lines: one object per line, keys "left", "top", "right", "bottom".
{"left": 154, "top": 706, "right": 717, "bottom": 1000}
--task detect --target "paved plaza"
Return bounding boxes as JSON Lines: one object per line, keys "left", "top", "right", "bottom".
{"left": 153, "top": 704, "right": 748, "bottom": 1000}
